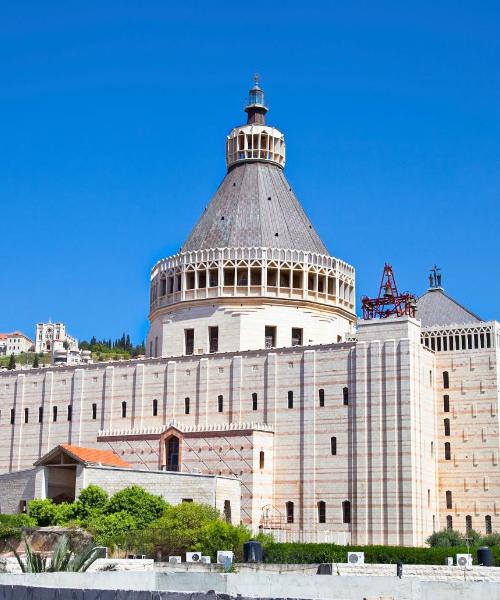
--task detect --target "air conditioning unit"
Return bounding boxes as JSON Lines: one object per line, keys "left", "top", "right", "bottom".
{"left": 217, "top": 550, "right": 234, "bottom": 564}
{"left": 347, "top": 552, "right": 365, "bottom": 565}
{"left": 169, "top": 556, "right": 182, "bottom": 564}
{"left": 456, "top": 554, "right": 472, "bottom": 567}
{"left": 201, "top": 556, "right": 211, "bottom": 564}
{"left": 186, "top": 552, "right": 203, "bottom": 563}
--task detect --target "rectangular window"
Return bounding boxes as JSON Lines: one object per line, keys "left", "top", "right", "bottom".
{"left": 318, "top": 501, "right": 326, "bottom": 523}
{"left": 291, "top": 328, "right": 303, "bottom": 346}
{"left": 185, "top": 329, "right": 194, "bottom": 355}
{"left": 265, "top": 326, "right": 276, "bottom": 349}
{"left": 443, "top": 395, "right": 450, "bottom": 412}
{"left": 343, "top": 387, "right": 349, "bottom": 406}
{"left": 185, "top": 397, "right": 190, "bottom": 415}
{"left": 252, "top": 393, "right": 258, "bottom": 411}
{"left": 218, "top": 395, "right": 223, "bottom": 413}
{"left": 331, "top": 436, "right": 337, "bottom": 455}
{"left": 38, "top": 407, "right": 43, "bottom": 423}
{"left": 287, "top": 390, "right": 294, "bottom": 409}
{"left": 24, "top": 408, "right": 29, "bottom": 424}
{"left": 443, "top": 371, "right": 449, "bottom": 389}
{"left": 319, "top": 389, "right": 325, "bottom": 407}
{"left": 444, "top": 442, "right": 451, "bottom": 460}
{"left": 152, "top": 399, "right": 158, "bottom": 417}
{"left": 182, "top": 498, "right": 193, "bottom": 503}
{"left": 121, "top": 401, "right": 127, "bottom": 418}
{"left": 10, "top": 409, "right": 15, "bottom": 425}
{"left": 53, "top": 406, "right": 57, "bottom": 422}
{"left": 154, "top": 336, "right": 158, "bottom": 357}
{"left": 92, "top": 403, "right": 97, "bottom": 420}
{"left": 209, "top": 327, "right": 219, "bottom": 353}
{"left": 67, "top": 405, "right": 72, "bottom": 421}
{"left": 286, "top": 501, "right": 294, "bottom": 524}
{"left": 444, "top": 418, "right": 450, "bottom": 436}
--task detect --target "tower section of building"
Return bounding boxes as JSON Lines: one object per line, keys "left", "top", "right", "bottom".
{"left": 147, "top": 80, "right": 355, "bottom": 358}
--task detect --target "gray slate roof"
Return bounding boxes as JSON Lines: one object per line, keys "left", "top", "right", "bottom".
{"left": 181, "top": 162, "right": 329, "bottom": 255}
{"left": 416, "top": 288, "right": 482, "bottom": 328}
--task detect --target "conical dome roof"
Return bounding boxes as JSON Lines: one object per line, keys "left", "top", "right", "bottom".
{"left": 181, "top": 161, "right": 328, "bottom": 255}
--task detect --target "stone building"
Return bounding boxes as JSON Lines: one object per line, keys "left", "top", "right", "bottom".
{"left": 0, "top": 332, "right": 33, "bottom": 356}
{"left": 0, "top": 80, "right": 498, "bottom": 547}
{"left": 35, "top": 321, "right": 78, "bottom": 354}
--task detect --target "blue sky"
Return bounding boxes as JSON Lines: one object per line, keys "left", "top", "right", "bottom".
{"left": 1, "top": 1, "right": 499, "bottom": 344}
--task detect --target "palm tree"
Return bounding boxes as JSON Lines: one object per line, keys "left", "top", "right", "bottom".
{"left": 12, "top": 535, "right": 101, "bottom": 573}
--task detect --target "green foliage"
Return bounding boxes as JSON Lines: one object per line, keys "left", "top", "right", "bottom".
{"left": 11, "top": 534, "right": 100, "bottom": 572}
{"left": 32, "top": 354, "right": 39, "bottom": 368}
{"left": 195, "top": 521, "right": 252, "bottom": 562}
{"left": 0, "top": 514, "right": 36, "bottom": 528}
{"left": 106, "top": 485, "right": 167, "bottom": 528}
{"left": 87, "top": 511, "right": 138, "bottom": 548}
{"left": 28, "top": 499, "right": 77, "bottom": 526}
{"left": 75, "top": 485, "right": 108, "bottom": 520}
{"left": 7, "top": 354, "right": 16, "bottom": 370}
{"left": 426, "top": 528, "right": 465, "bottom": 547}
{"left": 262, "top": 542, "right": 500, "bottom": 566}
{"left": 481, "top": 533, "right": 500, "bottom": 547}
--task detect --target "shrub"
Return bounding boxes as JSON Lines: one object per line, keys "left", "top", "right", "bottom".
{"left": 106, "top": 486, "right": 167, "bottom": 528}
{"left": 426, "top": 528, "right": 465, "bottom": 547}
{"left": 481, "top": 532, "right": 500, "bottom": 547}
{"left": 75, "top": 485, "right": 108, "bottom": 520}
{"left": 195, "top": 521, "right": 252, "bottom": 562}
{"left": 87, "top": 511, "right": 138, "bottom": 548}
{"left": 0, "top": 514, "right": 36, "bottom": 528}
{"left": 28, "top": 499, "right": 77, "bottom": 527}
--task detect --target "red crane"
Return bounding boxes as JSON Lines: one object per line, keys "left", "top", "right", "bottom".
{"left": 361, "top": 264, "right": 417, "bottom": 320}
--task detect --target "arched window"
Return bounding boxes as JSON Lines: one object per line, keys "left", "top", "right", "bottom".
{"left": 443, "top": 395, "right": 450, "bottom": 412}
{"left": 287, "top": 391, "right": 294, "bottom": 409}
{"left": 343, "top": 387, "right": 349, "bottom": 406}
{"left": 218, "top": 395, "right": 223, "bottom": 413}
{"left": 152, "top": 399, "right": 158, "bottom": 417}
{"left": 446, "top": 515, "right": 453, "bottom": 529}
{"left": 166, "top": 436, "right": 180, "bottom": 472}
{"left": 485, "top": 515, "right": 492, "bottom": 534}
{"left": 252, "top": 393, "right": 258, "bottom": 411}
{"left": 331, "top": 436, "right": 337, "bottom": 455}
{"left": 317, "top": 501, "right": 326, "bottom": 523}
{"left": 443, "top": 371, "right": 449, "bottom": 389}
{"left": 318, "top": 389, "right": 325, "bottom": 407}
{"left": 342, "top": 500, "right": 351, "bottom": 524}
{"left": 259, "top": 451, "right": 265, "bottom": 469}
{"left": 444, "top": 418, "right": 450, "bottom": 436}
{"left": 121, "top": 401, "right": 127, "bottom": 418}
{"left": 446, "top": 490, "right": 452, "bottom": 509}
{"left": 466, "top": 515, "right": 472, "bottom": 533}
{"left": 444, "top": 442, "right": 451, "bottom": 460}
{"left": 286, "top": 501, "right": 294, "bottom": 524}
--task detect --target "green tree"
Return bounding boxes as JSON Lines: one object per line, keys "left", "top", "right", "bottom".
{"left": 28, "top": 499, "right": 77, "bottom": 526}
{"left": 87, "top": 511, "right": 138, "bottom": 548}
{"left": 195, "top": 520, "right": 252, "bottom": 562}
{"left": 75, "top": 485, "right": 108, "bottom": 520}
{"left": 106, "top": 485, "right": 167, "bottom": 528}
{"left": 426, "top": 528, "right": 465, "bottom": 547}
{"left": 32, "top": 354, "right": 39, "bottom": 368}
{"left": 7, "top": 354, "right": 16, "bottom": 370}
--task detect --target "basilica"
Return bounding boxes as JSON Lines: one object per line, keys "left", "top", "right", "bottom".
{"left": 1, "top": 80, "right": 499, "bottom": 547}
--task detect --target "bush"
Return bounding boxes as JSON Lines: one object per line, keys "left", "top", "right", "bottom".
{"left": 87, "top": 511, "right": 138, "bottom": 548}
{"left": 106, "top": 486, "right": 167, "bottom": 528}
{"left": 481, "top": 533, "right": 500, "bottom": 547}
{"left": 0, "top": 514, "right": 36, "bottom": 528}
{"left": 195, "top": 521, "right": 252, "bottom": 562}
{"left": 426, "top": 528, "right": 465, "bottom": 547}
{"left": 75, "top": 485, "right": 108, "bottom": 520}
{"left": 28, "top": 499, "right": 77, "bottom": 526}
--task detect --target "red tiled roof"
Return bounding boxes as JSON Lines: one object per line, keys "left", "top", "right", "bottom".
{"left": 60, "top": 444, "right": 130, "bottom": 468}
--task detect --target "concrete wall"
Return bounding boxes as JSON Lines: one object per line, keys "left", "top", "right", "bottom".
{"left": 2, "top": 570, "right": 500, "bottom": 600}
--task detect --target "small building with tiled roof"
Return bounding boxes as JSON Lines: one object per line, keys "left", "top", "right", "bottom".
{"left": 0, "top": 331, "right": 33, "bottom": 356}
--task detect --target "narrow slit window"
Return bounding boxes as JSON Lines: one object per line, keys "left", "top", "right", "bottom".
{"left": 92, "top": 403, "right": 97, "bottom": 420}
{"left": 446, "top": 515, "right": 453, "bottom": 529}
{"left": 218, "top": 395, "right": 223, "bottom": 413}
{"left": 252, "top": 393, "right": 258, "bottom": 411}
{"left": 286, "top": 501, "right": 294, "bottom": 524}
{"left": 24, "top": 408, "right": 29, "bottom": 424}
{"left": 443, "top": 371, "right": 449, "bottom": 389}
{"left": 287, "top": 390, "right": 293, "bottom": 409}
{"left": 319, "top": 389, "right": 325, "bottom": 407}
{"left": 185, "top": 329, "right": 194, "bottom": 355}
{"left": 466, "top": 515, "right": 472, "bottom": 533}
{"left": 121, "top": 401, "right": 127, "bottom": 418}
{"left": 342, "top": 500, "right": 351, "bottom": 524}
{"left": 259, "top": 451, "right": 265, "bottom": 469}
{"left": 317, "top": 501, "right": 326, "bottom": 523}
{"left": 38, "top": 407, "right": 43, "bottom": 423}
{"left": 343, "top": 387, "right": 348, "bottom": 406}
{"left": 446, "top": 490, "right": 452, "bottom": 509}
{"left": 67, "top": 405, "right": 72, "bottom": 421}
{"left": 53, "top": 406, "right": 57, "bottom": 422}
{"left": 185, "top": 397, "right": 190, "bottom": 415}
{"left": 209, "top": 326, "right": 219, "bottom": 353}
{"left": 485, "top": 515, "right": 492, "bottom": 534}
{"left": 443, "top": 395, "right": 450, "bottom": 412}
{"left": 152, "top": 399, "right": 158, "bottom": 416}
{"left": 10, "top": 409, "right": 15, "bottom": 425}
{"left": 331, "top": 436, "right": 337, "bottom": 455}
{"left": 444, "top": 418, "right": 450, "bottom": 436}
{"left": 444, "top": 442, "right": 451, "bottom": 460}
